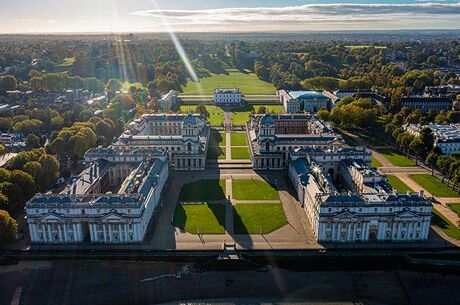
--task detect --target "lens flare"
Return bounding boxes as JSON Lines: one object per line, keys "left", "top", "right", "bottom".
{"left": 149, "top": 0, "right": 200, "bottom": 84}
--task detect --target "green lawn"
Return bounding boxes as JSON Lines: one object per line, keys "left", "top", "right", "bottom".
{"left": 341, "top": 134, "right": 358, "bottom": 146}
{"left": 231, "top": 147, "right": 250, "bottom": 160}
{"left": 431, "top": 209, "right": 460, "bottom": 240}
{"left": 232, "top": 179, "right": 280, "bottom": 201}
{"left": 448, "top": 203, "right": 460, "bottom": 217}
{"left": 207, "top": 146, "right": 226, "bottom": 160}
{"left": 179, "top": 179, "right": 226, "bottom": 201}
{"left": 230, "top": 104, "right": 284, "bottom": 126}
{"left": 352, "top": 128, "right": 388, "bottom": 146}
{"left": 173, "top": 204, "right": 226, "bottom": 234}
{"left": 230, "top": 133, "right": 248, "bottom": 146}
{"left": 210, "top": 131, "right": 226, "bottom": 146}
{"left": 58, "top": 57, "right": 76, "bottom": 67}
{"left": 233, "top": 204, "right": 287, "bottom": 234}
{"left": 345, "top": 45, "right": 387, "bottom": 49}
{"left": 387, "top": 175, "right": 413, "bottom": 193}
{"left": 179, "top": 105, "right": 224, "bottom": 126}
{"left": 371, "top": 156, "right": 383, "bottom": 167}
{"left": 378, "top": 149, "right": 416, "bottom": 167}
{"left": 182, "top": 69, "right": 276, "bottom": 95}
{"left": 409, "top": 174, "right": 460, "bottom": 198}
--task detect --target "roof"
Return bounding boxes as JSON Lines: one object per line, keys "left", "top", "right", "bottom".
{"left": 289, "top": 91, "right": 329, "bottom": 100}
{"left": 260, "top": 113, "right": 275, "bottom": 126}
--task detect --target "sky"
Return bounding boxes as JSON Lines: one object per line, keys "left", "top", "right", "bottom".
{"left": 0, "top": 0, "right": 460, "bottom": 34}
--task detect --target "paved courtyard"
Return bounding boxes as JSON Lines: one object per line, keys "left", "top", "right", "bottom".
{"left": 148, "top": 169, "right": 318, "bottom": 250}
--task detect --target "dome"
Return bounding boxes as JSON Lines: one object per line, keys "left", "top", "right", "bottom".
{"left": 259, "top": 113, "right": 274, "bottom": 127}
{"left": 183, "top": 113, "right": 198, "bottom": 126}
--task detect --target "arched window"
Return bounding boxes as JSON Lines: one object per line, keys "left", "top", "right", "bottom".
{"left": 187, "top": 143, "right": 192, "bottom": 151}
{"left": 265, "top": 142, "right": 270, "bottom": 151}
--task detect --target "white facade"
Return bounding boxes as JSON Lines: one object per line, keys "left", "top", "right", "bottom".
{"left": 159, "top": 90, "right": 178, "bottom": 112}
{"left": 214, "top": 88, "right": 242, "bottom": 106}
{"left": 404, "top": 123, "right": 460, "bottom": 154}
{"left": 288, "top": 147, "right": 432, "bottom": 243}
{"left": 279, "top": 90, "right": 331, "bottom": 113}
{"left": 26, "top": 158, "right": 169, "bottom": 244}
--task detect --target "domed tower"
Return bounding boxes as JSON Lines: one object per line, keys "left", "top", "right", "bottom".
{"left": 181, "top": 113, "right": 199, "bottom": 138}
{"left": 259, "top": 113, "right": 275, "bottom": 139}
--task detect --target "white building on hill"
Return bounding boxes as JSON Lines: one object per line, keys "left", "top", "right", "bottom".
{"left": 214, "top": 88, "right": 242, "bottom": 106}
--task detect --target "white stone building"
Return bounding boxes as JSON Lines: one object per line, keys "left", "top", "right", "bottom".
{"left": 214, "top": 88, "right": 242, "bottom": 106}
{"left": 289, "top": 147, "right": 432, "bottom": 243}
{"left": 404, "top": 123, "right": 460, "bottom": 154}
{"left": 115, "top": 113, "right": 210, "bottom": 170}
{"left": 279, "top": 90, "right": 331, "bottom": 113}
{"left": 246, "top": 113, "right": 343, "bottom": 170}
{"left": 159, "top": 90, "right": 178, "bottom": 112}
{"left": 26, "top": 155, "right": 169, "bottom": 244}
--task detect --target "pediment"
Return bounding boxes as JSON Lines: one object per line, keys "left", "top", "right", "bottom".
{"left": 333, "top": 211, "right": 359, "bottom": 220}
{"left": 39, "top": 213, "right": 64, "bottom": 221}
{"left": 394, "top": 210, "right": 418, "bottom": 219}
{"left": 101, "top": 212, "right": 126, "bottom": 221}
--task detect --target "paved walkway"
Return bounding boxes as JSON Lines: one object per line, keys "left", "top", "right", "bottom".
{"left": 395, "top": 173, "right": 460, "bottom": 226}
{"left": 225, "top": 132, "right": 231, "bottom": 160}
{"left": 372, "top": 150, "right": 394, "bottom": 167}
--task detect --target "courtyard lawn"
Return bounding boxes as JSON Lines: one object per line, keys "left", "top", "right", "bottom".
{"left": 387, "top": 175, "right": 413, "bottom": 193}
{"left": 232, "top": 179, "right": 280, "bottom": 201}
{"left": 181, "top": 69, "right": 276, "bottom": 95}
{"left": 173, "top": 204, "right": 226, "bottom": 234}
{"left": 230, "top": 133, "right": 248, "bottom": 146}
{"left": 229, "top": 104, "right": 285, "bottom": 126}
{"left": 233, "top": 204, "right": 287, "bottom": 234}
{"left": 179, "top": 105, "right": 224, "bottom": 126}
{"left": 209, "top": 131, "right": 226, "bottom": 146}
{"left": 207, "top": 146, "right": 226, "bottom": 160}
{"left": 378, "top": 149, "right": 416, "bottom": 167}
{"left": 448, "top": 203, "right": 460, "bottom": 217}
{"left": 431, "top": 209, "right": 460, "bottom": 240}
{"left": 179, "top": 179, "right": 226, "bottom": 201}
{"left": 371, "top": 156, "right": 383, "bottom": 167}
{"left": 409, "top": 174, "right": 460, "bottom": 198}
{"left": 231, "top": 147, "right": 250, "bottom": 160}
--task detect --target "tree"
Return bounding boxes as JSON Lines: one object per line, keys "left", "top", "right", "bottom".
{"left": 0, "top": 182, "right": 25, "bottom": 212}
{"left": 0, "top": 210, "right": 17, "bottom": 244}
{"left": 26, "top": 134, "right": 41, "bottom": 149}
{"left": 195, "top": 105, "right": 210, "bottom": 119}
{"left": 106, "top": 79, "right": 122, "bottom": 93}
{"left": 23, "top": 161, "right": 41, "bottom": 180}
{"left": 317, "top": 108, "right": 330, "bottom": 121}
{"left": 37, "top": 154, "right": 59, "bottom": 191}
{"left": 426, "top": 151, "right": 439, "bottom": 175}
{"left": 257, "top": 106, "right": 267, "bottom": 114}
{"left": 409, "top": 137, "right": 425, "bottom": 165}
{"left": 0, "top": 75, "right": 17, "bottom": 92}
{"left": 0, "top": 144, "right": 4, "bottom": 155}
{"left": 9, "top": 170, "right": 36, "bottom": 199}
{"left": 95, "top": 119, "right": 115, "bottom": 144}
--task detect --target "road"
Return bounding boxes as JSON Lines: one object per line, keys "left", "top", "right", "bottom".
{"left": 1, "top": 260, "right": 460, "bottom": 305}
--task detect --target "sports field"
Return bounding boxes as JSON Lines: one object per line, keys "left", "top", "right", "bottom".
{"left": 232, "top": 179, "right": 280, "bottom": 201}
{"left": 233, "top": 204, "right": 287, "bottom": 234}
{"left": 173, "top": 204, "right": 226, "bottom": 234}
{"left": 181, "top": 69, "right": 276, "bottom": 95}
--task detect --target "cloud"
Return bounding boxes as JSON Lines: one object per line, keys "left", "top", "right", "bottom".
{"left": 131, "top": 2, "right": 460, "bottom": 30}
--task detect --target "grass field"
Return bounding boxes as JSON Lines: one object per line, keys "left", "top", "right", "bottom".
{"left": 179, "top": 105, "right": 224, "bottom": 126}
{"left": 181, "top": 69, "right": 276, "bottom": 95}
{"left": 371, "top": 156, "right": 383, "bottom": 167}
{"left": 387, "top": 175, "right": 413, "bottom": 193}
{"left": 230, "top": 104, "right": 284, "bottom": 126}
{"left": 58, "top": 57, "right": 76, "bottom": 67}
{"left": 431, "top": 209, "right": 460, "bottom": 240}
{"left": 352, "top": 129, "right": 388, "bottom": 146}
{"left": 448, "top": 203, "right": 460, "bottom": 217}
{"left": 209, "top": 131, "right": 226, "bottom": 146}
{"left": 409, "top": 174, "right": 460, "bottom": 198}
{"left": 233, "top": 204, "right": 287, "bottom": 234}
{"left": 207, "top": 146, "right": 226, "bottom": 160}
{"left": 378, "top": 149, "right": 416, "bottom": 167}
{"left": 231, "top": 147, "right": 250, "bottom": 160}
{"left": 232, "top": 179, "right": 280, "bottom": 201}
{"left": 179, "top": 179, "right": 226, "bottom": 201}
{"left": 230, "top": 133, "right": 248, "bottom": 146}
{"left": 173, "top": 204, "right": 226, "bottom": 234}
{"left": 345, "top": 45, "right": 387, "bottom": 49}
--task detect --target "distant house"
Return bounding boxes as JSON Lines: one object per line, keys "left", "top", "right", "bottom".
{"left": 159, "top": 90, "right": 178, "bottom": 112}
{"left": 333, "top": 89, "right": 374, "bottom": 99}
{"left": 214, "top": 88, "right": 242, "bottom": 106}
{"left": 404, "top": 123, "right": 460, "bottom": 154}
{"left": 399, "top": 96, "right": 453, "bottom": 112}
{"left": 279, "top": 90, "right": 331, "bottom": 113}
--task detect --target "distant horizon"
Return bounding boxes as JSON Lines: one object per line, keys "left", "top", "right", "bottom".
{"left": 1, "top": 1, "right": 460, "bottom": 34}
{"left": 1, "top": 28, "right": 460, "bottom": 36}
